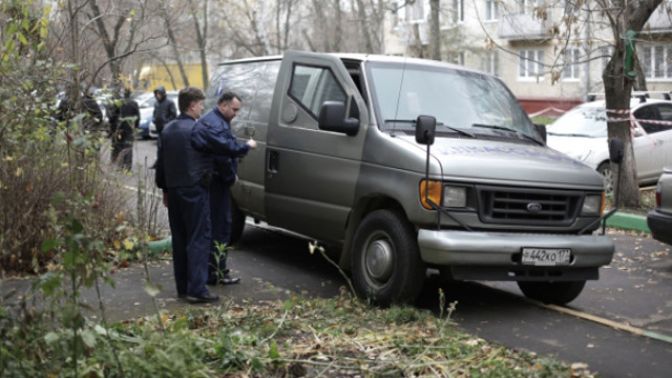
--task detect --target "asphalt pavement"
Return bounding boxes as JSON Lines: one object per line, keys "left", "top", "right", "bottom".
{"left": 2, "top": 139, "right": 671, "bottom": 377}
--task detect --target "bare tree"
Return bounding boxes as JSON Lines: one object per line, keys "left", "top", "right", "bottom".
{"left": 429, "top": 0, "right": 440, "bottom": 60}
{"left": 160, "top": 0, "right": 190, "bottom": 87}
{"left": 187, "top": 0, "right": 209, "bottom": 89}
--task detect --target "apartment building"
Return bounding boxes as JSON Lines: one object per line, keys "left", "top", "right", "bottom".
{"left": 384, "top": 0, "right": 672, "bottom": 112}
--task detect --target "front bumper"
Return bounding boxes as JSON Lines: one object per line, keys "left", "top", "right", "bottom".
{"left": 418, "top": 230, "right": 614, "bottom": 280}
{"left": 647, "top": 209, "right": 672, "bottom": 246}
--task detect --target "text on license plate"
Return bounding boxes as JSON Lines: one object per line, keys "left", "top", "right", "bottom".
{"left": 521, "top": 248, "right": 571, "bottom": 266}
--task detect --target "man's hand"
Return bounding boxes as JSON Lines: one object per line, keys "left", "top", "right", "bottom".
{"left": 247, "top": 139, "right": 257, "bottom": 149}
{"left": 162, "top": 191, "right": 168, "bottom": 207}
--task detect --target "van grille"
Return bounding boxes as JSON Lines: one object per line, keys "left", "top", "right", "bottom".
{"left": 478, "top": 186, "right": 582, "bottom": 226}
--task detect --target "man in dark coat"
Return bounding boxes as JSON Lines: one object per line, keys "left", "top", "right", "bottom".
{"left": 155, "top": 87, "right": 219, "bottom": 304}
{"left": 192, "top": 92, "right": 255, "bottom": 286}
{"left": 110, "top": 88, "right": 139, "bottom": 170}
{"left": 152, "top": 86, "right": 177, "bottom": 135}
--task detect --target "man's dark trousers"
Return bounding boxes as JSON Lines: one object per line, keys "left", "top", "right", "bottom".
{"left": 209, "top": 175, "right": 231, "bottom": 280}
{"left": 167, "top": 185, "right": 211, "bottom": 297}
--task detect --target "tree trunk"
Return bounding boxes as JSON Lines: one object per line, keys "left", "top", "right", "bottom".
{"left": 429, "top": 0, "right": 441, "bottom": 61}
{"left": 188, "top": 0, "right": 209, "bottom": 90}
{"left": 162, "top": 1, "right": 189, "bottom": 88}
{"left": 603, "top": 46, "right": 639, "bottom": 208}
{"left": 333, "top": 0, "right": 342, "bottom": 51}
{"left": 356, "top": 0, "right": 374, "bottom": 53}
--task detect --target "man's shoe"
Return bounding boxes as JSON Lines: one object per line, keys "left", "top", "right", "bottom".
{"left": 178, "top": 293, "right": 188, "bottom": 299}
{"left": 186, "top": 292, "right": 219, "bottom": 304}
{"left": 220, "top": 273, "right": 240, "bottom": 285}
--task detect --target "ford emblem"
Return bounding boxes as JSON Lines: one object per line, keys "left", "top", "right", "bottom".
{"left": 526, "top": 202, "right": 543, "bottom": 213}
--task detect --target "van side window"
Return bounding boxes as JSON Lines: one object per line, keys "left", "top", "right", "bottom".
{"left": 289, "top": 65, "right": 346, "bottom": 118}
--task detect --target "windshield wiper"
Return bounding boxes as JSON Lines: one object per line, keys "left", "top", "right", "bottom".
{"left": 547, "top": 132, "right": 593, "bottom": 138}
{"left": 471, "top": 123, "right": 543, "bottom": 145}
{"left": 384, "top": 119, "right": 475, "bottom": 138}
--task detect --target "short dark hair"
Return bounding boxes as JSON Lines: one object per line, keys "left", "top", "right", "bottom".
{"left": 178, "top": 87, "right": 205, "bottom": 113}
{"left": 217, "top": 91, "right": 241, "bottom": 105}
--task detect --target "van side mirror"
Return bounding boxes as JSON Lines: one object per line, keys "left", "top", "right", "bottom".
{"left": 609, "top": 137, "right": 624, "bottom": 164}
{"left": 318, "top": 101, "right": 359, "bottom": 136}
{"left": 415, "top": 115, "right": 436, "bottom": 145}
{"left": 534, "top": 123, "right": 547, "bottom": 143}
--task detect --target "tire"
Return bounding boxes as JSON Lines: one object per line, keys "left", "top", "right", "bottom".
{"left": 351, "top": 209, "right": 426, "bottom": 306}
{"left": 597, "top": 162, "right": 614, "bottom": 194}
{"left": 517, "top": 280, "right": 586, "bottom": 305}
{"left": 229, "top": 200, "right": 246, "bottom": 245}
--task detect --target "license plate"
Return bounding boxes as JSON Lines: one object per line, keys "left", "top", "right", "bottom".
{"left": 521, "top": 248, "right": 571, "bottom": 266}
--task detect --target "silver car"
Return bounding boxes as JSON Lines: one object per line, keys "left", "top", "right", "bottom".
{"left": 647, "top": 168, "right": 672, "bottom": 245}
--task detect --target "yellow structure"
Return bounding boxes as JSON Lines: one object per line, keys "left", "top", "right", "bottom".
{"left": 138, "top": 63, "right": 207, "bottom": 91}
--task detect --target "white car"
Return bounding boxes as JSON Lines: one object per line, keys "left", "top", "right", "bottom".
{"left": 547, "top": 98, "right": 672, "bottom": 192}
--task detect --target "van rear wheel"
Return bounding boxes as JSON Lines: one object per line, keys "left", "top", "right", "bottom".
{"left": 229, "top": 200, "right": 246, "bottom": 245}
{"left": 351, "top": 209, "right": 425, "bottom": 306}
{"left": 517, "top": 281, "right": 586, "bottom": 305}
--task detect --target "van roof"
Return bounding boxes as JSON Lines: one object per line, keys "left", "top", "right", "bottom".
{"left": 216, "top": 52, "right": 485, "bottom": 75}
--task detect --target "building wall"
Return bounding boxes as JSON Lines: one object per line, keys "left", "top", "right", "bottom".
{"left": 384, "top": 0, "right": 672, "bottom": 105}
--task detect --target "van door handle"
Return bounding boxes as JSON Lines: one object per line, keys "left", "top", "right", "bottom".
{"left": 267, "top": 150, "right": 279, "bottom": 175}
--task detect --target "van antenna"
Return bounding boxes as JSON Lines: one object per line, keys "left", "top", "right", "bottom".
{"left": 390, "top": 58, "right": 408, "bottom": 136}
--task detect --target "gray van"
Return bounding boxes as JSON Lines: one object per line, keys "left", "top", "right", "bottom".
{"left": 206, "top": 51, "right": 614, "bottom": 305}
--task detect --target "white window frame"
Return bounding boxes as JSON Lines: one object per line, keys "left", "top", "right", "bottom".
{"left": 405, "top": 0, "right": 426, "bottom": 22}
{"left": 485, "top": 0, "right": 499, "bottom": 21}
{"left": 518, "top": 0, "right": 543, "bottom": 15}
{"left": 562, "top": 48, "right": 581, "bottom": 81}
{"left": 452, "top": 0, "right": 464, "bottom": 23}
{"left": 641, "top": 44, "right": 672, "bottom": 81}
{"left": 518, "top": 49, "right": 544, "bottom": 80}
{"left": 483, "top": 51, "right": 499, "bottom": 76}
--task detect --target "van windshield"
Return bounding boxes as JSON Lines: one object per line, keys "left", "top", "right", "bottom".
{"left": 367, "top": 62, "right": 537, "bottom": 142}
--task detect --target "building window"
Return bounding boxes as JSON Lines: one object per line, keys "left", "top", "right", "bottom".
{"left": 562, "top": 48, "right": 580, "bottom": 80}
{"left": 406, "top": 0, "right": 425, "bottom": 22}
{"left": 518, "top": 0, "right": 542, "bottom": 15}
{"left": 485, "top": 0, "right": 499, "bottom": 21}
{"left": 641, "top": 44, "right": 672, "bottom": 79}
{"left": 452, "top": 0, "right": 464, "bottom": 22}
{"left": 449, "top": 51, "right": 465, "bottom": 65}
{"left": 518, "top": 49, "right": 544, "bottom": 79}
{"left": 483, "top": 51, "right": 499, "bottom": 76}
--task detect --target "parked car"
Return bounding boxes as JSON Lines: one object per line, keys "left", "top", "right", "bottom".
{"left": 135, "top": 91, "right": 178, "bottom": 139}
{"left": 546, "top": 98, "right": 672, "bottom": 192}
{"left": 647, "top": 169, "right": 672, "bottom": 246}
{"left": 208, "top": 51, "right": 615, "bottom": 305}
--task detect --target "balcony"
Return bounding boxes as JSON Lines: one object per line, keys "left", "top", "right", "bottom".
{"left": 498, "top": 13, "right": 551, "bottom": 40}
{"left": 644, "top": 7, "right": 672, "bottom": 34}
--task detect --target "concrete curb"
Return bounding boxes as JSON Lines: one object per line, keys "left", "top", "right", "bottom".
{"left": 147, "top": 237, "right": 172, "bottom": 252}
{"left": 606, "top": 212, "right": 650, "bottom": 233}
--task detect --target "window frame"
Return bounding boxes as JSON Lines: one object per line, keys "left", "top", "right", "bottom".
{"left": 562, "top": 48, "right": 581, "bottom": 81}
{"left": 287, "top": 63, "right": 347, "bottom": 121}
{"left": 518, "top": 49, "right": 545, "bottom": 81}
{"left": 485, "top": 0, "right": 499, "bottom": 21}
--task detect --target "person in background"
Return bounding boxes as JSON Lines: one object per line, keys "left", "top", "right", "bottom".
{"left": 153, "top": 86, "right": 177, "bottom": 135}
{"left": 191, "top": 92, "right": 256, "bottom": 286}
{"left": 155, "top": 87, "right": 219, "bottom": 304}
{"left": 110, "top": 88, "right": 139, "bottom": 170}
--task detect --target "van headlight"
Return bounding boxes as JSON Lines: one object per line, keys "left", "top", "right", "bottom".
{"left": 581, "top": 193, "right": 605, "bottom": 216}
{"left": 443, "top": 186, "right": 467, "bottom": 208}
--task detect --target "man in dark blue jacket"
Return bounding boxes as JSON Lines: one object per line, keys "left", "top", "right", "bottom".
{"left": 192, "top": 92, "right": 256, "bottom": 286}
{"left": 155, "top": 87, "right": 219, "bottom": 304}
{"left": 153, "top": 86, "right": 177, "bottom": 134}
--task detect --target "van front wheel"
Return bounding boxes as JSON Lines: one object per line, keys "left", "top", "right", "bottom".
{"left": 517, "top": 281, "right": 586, "bottom": 305}
{"left": 351, "top": 209, "right": 425, "bottom": 306}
